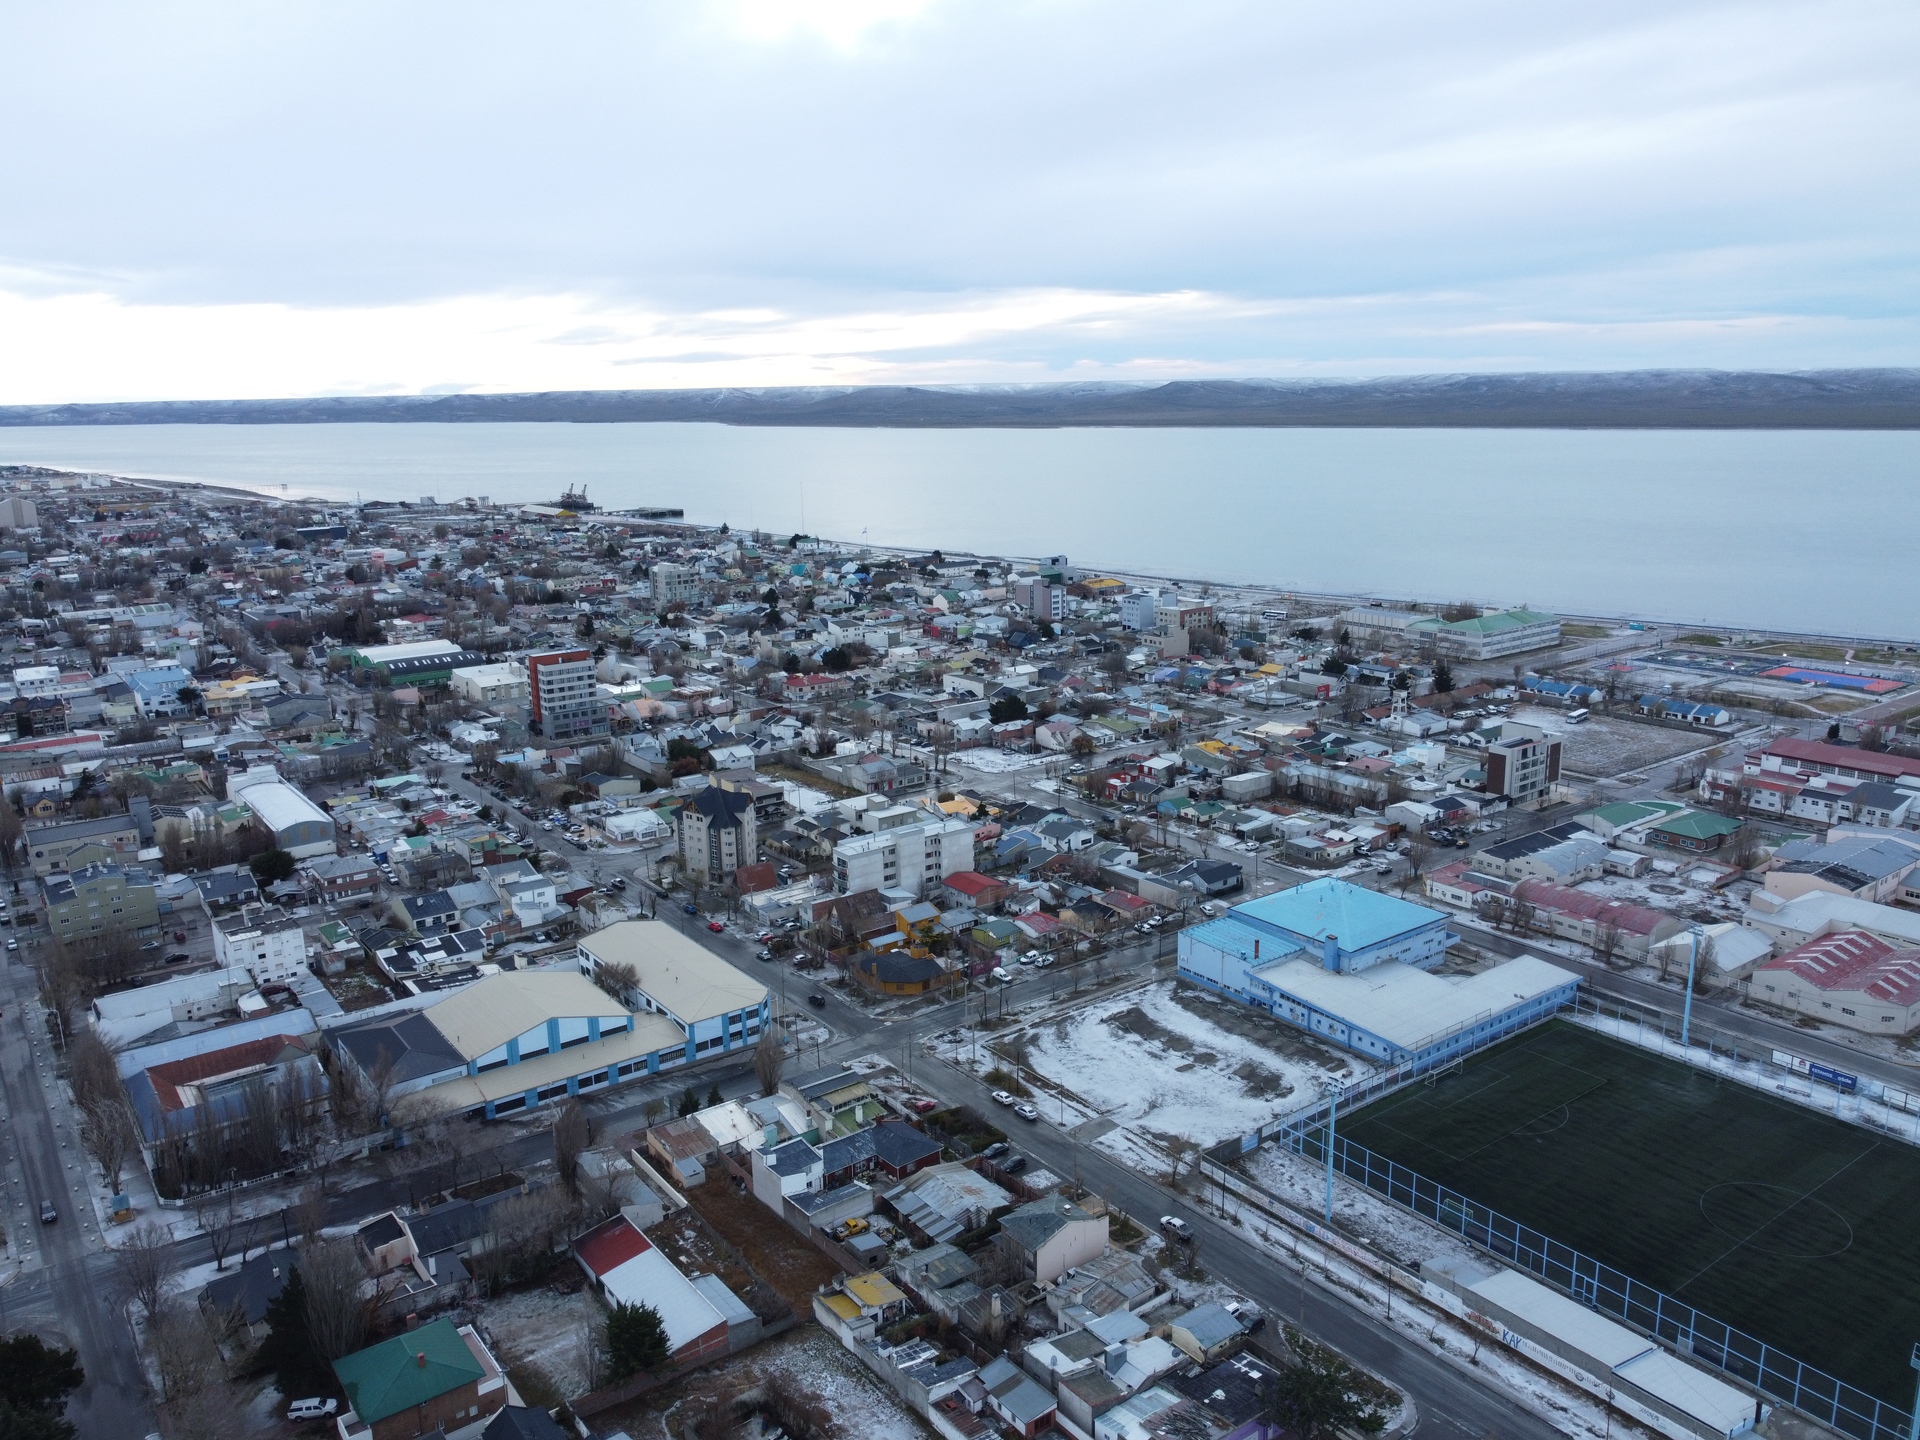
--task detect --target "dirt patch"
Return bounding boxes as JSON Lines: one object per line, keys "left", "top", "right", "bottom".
{"left": 1108, "top": 1004, "right": 1191, "bottom": 1051}
{"left": 1171, "top": 984, "right": 1349, "bottom": 1071}
{"left": 596, "top": 1324, "right": 929, "bottom": 1440}
{"left": 682, "top": 1180, "right": 839, "bottom": 1315}
{"left": 1233, "top": 1060, "right": 1290, "bottom": 1099}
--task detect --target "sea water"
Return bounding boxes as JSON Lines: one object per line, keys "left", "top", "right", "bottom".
{"left": 0, "top": 421, "right": 1912, "bottom": 638}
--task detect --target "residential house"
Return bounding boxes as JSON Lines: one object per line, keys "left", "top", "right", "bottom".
{"left": 330, "top": 1317, "right": 510, "bottom": 1440}
{"left": 996, "top": 1195, "right": 1108, "bottom": 1283}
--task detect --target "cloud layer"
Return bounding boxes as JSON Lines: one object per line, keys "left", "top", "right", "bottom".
{"left": 1, "top": 1, "right": 1913, "bottom": 400}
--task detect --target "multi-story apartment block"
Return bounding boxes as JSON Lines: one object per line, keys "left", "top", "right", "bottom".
{"left": 833, "top": 818, "right": 977, "bottom": 900}
{"left": 527, "top": 649, "right": 608, "bottom": 742}
{"left": 212, "top": 904, "right": 310, "bottom": 986}
{"left": 676, "top": 786, "right": 757, "bottom": 882}
{"left": 649, "top": 562, "right": 701, "bottom": 608}
{"left": 1485, "top": 723, "right": 1562, "bottom": 806}
{"left": 46, "top": 863, "right": 161, "bottom": 944}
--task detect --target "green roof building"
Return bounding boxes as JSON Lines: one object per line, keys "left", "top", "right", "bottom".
{"left": 1644, "top": 810, "right": 1745, "bottom": 854}
{"left": 331, "top": 1316, "right": 508, "bottom": 1438}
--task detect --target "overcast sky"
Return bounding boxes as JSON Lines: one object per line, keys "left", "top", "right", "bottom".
{"left": 2, "top": 0, "right": 1915, "bottom": 401}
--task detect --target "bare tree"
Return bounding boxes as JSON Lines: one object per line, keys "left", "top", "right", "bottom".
{"left": 78, "top": 1096, "right": 135, "bottom": 1195}
{"left": 299, "top": 1234, "right": 373, "bottom": 1362}
{"left": 591, "top": 959, "right": 639, "bottom": 1002}
{"left": 578, "top": 1163, "right": 634, "bottom": 1224}
{"left": 1592, "top": 921, "right": 1623, "bottom": 969}
{"left": 195, "top": 1189, "right": 242, "bottom": 1272}
{"left": 752, "top": 1027, "right": 787, "bottom": 1098}
{"left": 150, "top": 1305, "right": 243, "bottom": 1438}
{"left": 1163, "top": 1133, "right": 1203, "bottom": 1187}
{"left": 551, "top": 1099, "right": 590, "bottom": 1196}
{"left": 642, "top": 1096, "right": 668, "bottom": 1129}
{"left": 67, "top": 1031, "right": 122, "bottom": 1111}
{"left": 117, "top": 1221, "right": 178, "bottom": 1321}
{"left": 293, "top": 1181, "right": 330, "bottom": 1244}
{"left": 37, "top": 945, "right": 87, "bottom": 1048}
{"left": 1508, "top": 894, "right": 1536, "bottom": 936}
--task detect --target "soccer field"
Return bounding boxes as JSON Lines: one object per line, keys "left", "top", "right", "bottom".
{"left": 1337, "top": 1021, "right": 1920, "bottom": 1405}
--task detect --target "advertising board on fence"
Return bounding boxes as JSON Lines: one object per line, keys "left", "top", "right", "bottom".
{"left": 1770, "top": 1050, "right": 1858, "bottom": 1093}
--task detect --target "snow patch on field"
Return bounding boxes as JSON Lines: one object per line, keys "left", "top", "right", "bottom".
{"left": 1017, "top": 980, "right": 1372, "bottom": 1147}
{"left": 484, "top": 1285, "right": 603, "bottom": 1401}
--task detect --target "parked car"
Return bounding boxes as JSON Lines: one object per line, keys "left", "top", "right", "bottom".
{"left": 1224, "top": 1299, "right": 1266, "bottom": 1332}
{"left": 991, "top": 1090, "right": 1016, "bottom": 1107}
{"left": 706, "top": 920, "right": 725, "bottom": 933}
{"left": 164, "top": 952, "right": 190, "bottom": 964}
{"left": 1035, "top": 956, "right": 1055, "bottom": 968}
{"left": 910, "top": 1098, "right": 937, "bottom": 1114}
{"left": 1014, "top": 1103, "right": 1039, "bottom": 1122}
{"left": 139, "top": 939, "right": 160, "bottom": 951}
{"left": 756, "top": 949, "right": 774, "bottom": 961}
{"left": 806, "top": 993, "right": 826, "bottom": 1008}
{"left": 1159, "top": 1215, "right": 1193, "bottom": 1241}
{"left": 1002, "top": 1154, "right": 1029, "bottom": 1174}
{"left": 38, "top": 1201, "right": 55, "bottom": 1224}
{"left": 286, "top": 1398, "right": 338, "bottom": 1423}
{"left": 980, "top": 1141, "right": 1011, "bottom": 1160}
{"left": 610, "top": 877, "right": 627, "bottom": 890}
{"left": 683, "top": 902, "right": 700, "bottom": 914}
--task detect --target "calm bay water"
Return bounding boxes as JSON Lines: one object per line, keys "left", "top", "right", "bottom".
{"left": 0, "top": 422, "right": 1913, "bottom": 638}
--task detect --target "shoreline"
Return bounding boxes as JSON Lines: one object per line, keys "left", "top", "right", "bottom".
{"left": 20, "top": 464, "right": 1920, "bottom": 652}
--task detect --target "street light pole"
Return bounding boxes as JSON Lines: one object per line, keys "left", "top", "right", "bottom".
{"left": 1681, "top": 925, "right": 1700, "bottom": 1050}
{"left": 1323, "top": 1081, "right": 1339, "bottom": 1223}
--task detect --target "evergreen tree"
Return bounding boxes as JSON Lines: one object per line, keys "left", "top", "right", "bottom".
{"left": 705, "top": 1082, "right": 723, "bottom": 1107}
{"left": 0, "top": 1335, "right": 82, "bottom": 1440}
{"left": 605, "top": 1300, "right": 670, "bottom": 1379}
{"left": 256, "top": 1266, "right": 332, "bottom": 1401}
{"left": 677, "top": 1085, "right": 700, "bottom": 1117}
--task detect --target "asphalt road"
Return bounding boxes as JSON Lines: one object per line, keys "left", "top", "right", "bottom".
{"left": 0, "top": 951, "right": 152, "bottom": 1438}
{"left": 898, "top": 1011, "right": 1564, "bottom": 1440}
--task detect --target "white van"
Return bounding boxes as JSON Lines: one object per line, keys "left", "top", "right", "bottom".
{"left": 989, "top": 966, "right": 1012, "bottom": 984}
{"left": 287, "top": 1398, "right": 338, "bottom": 1422}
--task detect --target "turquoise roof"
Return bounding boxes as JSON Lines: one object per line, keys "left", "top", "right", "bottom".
{"left": 1233, "top": 877, "right": 1445, "bottom": 953}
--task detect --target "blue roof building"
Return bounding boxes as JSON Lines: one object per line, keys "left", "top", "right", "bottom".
{"left": 1179, "top": 879, "right": 1576, "bottom": 1067}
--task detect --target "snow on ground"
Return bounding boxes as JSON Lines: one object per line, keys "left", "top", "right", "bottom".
{"left": 947, "top": 748, "right": 1051, "bottom": 774}
{"left": 1207, "top": 1183, "right": 1652, "bottom": 1440}
{"left": 775, "top": 779, "right": 839, "bottom": 817}
{"left": 760, "top": 1327, "right": 928, "bottom": 1440}
{"left": 1001, "top": 979, "right": 1372, "bottom": 1148}
{"left": 1244, "top": 1144, "right": 1481, "bottom": 1275}
{"left": 484, "top": 1284, "right": 604, "bottom": 1402}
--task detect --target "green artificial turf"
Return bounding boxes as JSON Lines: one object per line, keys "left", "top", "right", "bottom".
{"left": 1330, "top": 1021, "right": 1920, "bottom": 1405}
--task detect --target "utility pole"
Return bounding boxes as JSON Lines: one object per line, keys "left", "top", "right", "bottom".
{"left": 1322, "top": 1080, "right": 1339, "bottom": 1223}
{"left": 1681, "top": 924, "right": 1700, "bottom": 1050}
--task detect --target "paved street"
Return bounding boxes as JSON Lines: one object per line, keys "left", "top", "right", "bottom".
{"left": 0, "top": 948, "right": 152, "bottom": 1438}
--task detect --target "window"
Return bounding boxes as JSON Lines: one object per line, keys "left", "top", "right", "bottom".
{"left": 1842, "top": 1008, "right": 1856, "bottom": 1016}
{"left": 493, "top": 1096, "right": 526, "bottom": 1114}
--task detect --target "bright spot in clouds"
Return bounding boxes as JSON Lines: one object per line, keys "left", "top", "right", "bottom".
{"left": 0, "top": 1, "right": 1913, "bottom": 401}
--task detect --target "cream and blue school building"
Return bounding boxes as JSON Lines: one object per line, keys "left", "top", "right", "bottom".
{"left": 1177, "top": 878, "right": 1577, "bottom": 1068}
{"left": 332, "top": 921, "right": 770, "bottom": 1120}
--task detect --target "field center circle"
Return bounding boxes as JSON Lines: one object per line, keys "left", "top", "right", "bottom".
{"left": 1698, "top": 1182, "right": 1855, "bottom": 1258}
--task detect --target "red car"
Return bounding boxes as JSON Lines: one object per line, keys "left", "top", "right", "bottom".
{"left": 911, "top": 1098, "right": 937, "bottom": 1114}
{"left": 707, "top": 921, "right": 725, "bottom": 933}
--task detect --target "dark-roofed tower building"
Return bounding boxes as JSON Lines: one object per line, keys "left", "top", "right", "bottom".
{"left": 676, "top": 785, "right": 757, "bottom": 882}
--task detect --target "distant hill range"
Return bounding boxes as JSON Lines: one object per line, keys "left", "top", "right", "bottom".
{"left": 6, "top": 369, "right": 1920, "bottom": 429}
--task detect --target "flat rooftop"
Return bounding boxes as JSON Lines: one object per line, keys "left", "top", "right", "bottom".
{"left": 1233, "top": 877, "right": 1447, "bottom": 951}
{"left": 1252, "top": 954, "right": 1578, "bottom": 1049}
